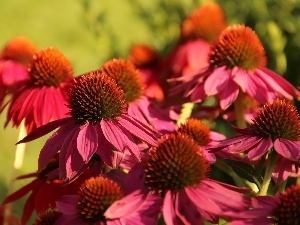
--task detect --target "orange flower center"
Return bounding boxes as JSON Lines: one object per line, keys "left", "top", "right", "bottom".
{"left": 181, "top": 2, "right": 226, "bottom": 43}
{"left": 28, "top": 47, "right": 73, "bottom": 87}
{"left": 0, "top": 36, "right": 37, "bottom": 64}
{"left": 276, "top": 184, "right": 300, "bottom": 224}
{"left": 67, "top": 71, "right": 127, "bottom": 125}
{"left": 145, "top": 133, "right": 209, "bottom": 194}
{"left": 128, "top": 44, "right": 160, "bottom": 68}
{"left": 100, "top": 59, "right": 144, "bottom": 103}
{"left": 77, "top": 177, "right": 124, "bottom": 223}
{"left": 177, "top": 118, "right": 211, "bottom": 146}
{"left": 250, "top": 99, "right": 300, "bottom": 141}
{"left": 209, "top": 25, "right": 266, "bottom": 71}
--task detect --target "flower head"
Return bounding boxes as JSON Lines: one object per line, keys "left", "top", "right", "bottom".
{"left": 170, "top": 25, "right": 298, "bottom": 110}
{"left": 56, "top": 176, "right": 161, "bottom": 225}
{"left": 99, "top": 58, "right": 143, "bottom": 103}
{"left": 181, "top": 2, "right": 226, "bottom": 43}
{"left": 126, "top": 133, "right": 250, "bottom": 224}
{"left": 0, "top": 36, "right": 37, "bottom": 108}
{"left": 128, "top": 44, "right": 160, "bottom": 68}
{"left": 18, "top": 70, "right": 159, "bottom": 180}
{"left": 210, "top": 99, "right": 300, "bottom": 183}
{"left": 5, "top": 47, "right": 73, "bottom": 132}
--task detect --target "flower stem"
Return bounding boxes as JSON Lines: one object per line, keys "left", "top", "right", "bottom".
{"left": 259, "top": 151, "right": 277, "bottom": 196}
{"left": 233, "top": 91, "right": 247, "bottom": 129}
{"left": 278, "top": 179, "right": 288, "bottom": 192}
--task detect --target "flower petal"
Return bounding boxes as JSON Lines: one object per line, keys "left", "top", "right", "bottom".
{"left": 77, "top": 123, "right": 98, "bottom": 162}
{"left": 274, "top": 138, "right": 300, "bottom": 160}
{"left": 204, "top": 66, "right": 228, "bottom": 95}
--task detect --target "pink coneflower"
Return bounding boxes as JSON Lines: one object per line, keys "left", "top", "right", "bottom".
{"left": 4, "top": 47, "right": 73, "bottom": 132}
{"left": 56, "top": 176, "right": 162, "bottom": 225}
{"left": 167, "top": 2, "right": 226, "bottom": 78}
{"left": 0, "top": 36, "right": 37, "bottom": 108}
{"left": 100, "top": 58, "right": 176, "bottom": 133}
{"left": 176, "top": 118, "right": 225, "bottom": 163}
{"left": 230, "top": 184, "right": 300, "bottom": 225}
{"left": 18, "top": 71, "right": 159, "bottom": 180}
{"left": 210, "top": 99, "right": 300, "bottom": 184}
{"left": 2, "top": 156, "right": 89, "bottom": 225}
{"left": 170, "top": 25, "right": 298, "bottom": 110}
{"left": 126, "top": 133, "right": 251, "bottom": 224}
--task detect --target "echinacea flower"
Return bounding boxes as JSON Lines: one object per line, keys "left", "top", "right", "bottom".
{"left": 166, "top": 2, "right": 226, "bottom": 78}
{"left": 33, "top": 209, "right": 62, "bottom": 225}
{"left": 5, "top": 47, "right": 73, "bottom": 132}
{"left": 126, "top": 133, "right": 251, "bottom": 224}
{"left": 128, "top": 44, "right": 165, "bottom": 102}
{"left": 170, "top": 25, "right": 299, "bottom": 110}
{"left": 0, "top": 36, "right": 37, "bottom": 108}
{"left": 18, "top": 71, "right": 159, "bottom": 180}
{"left": 229, "top": 184, "right": 300, "bottom": 225}
{"left": 100, "top": 58, "right": 176, "bottom": 133}
{"left": 210, "top": 99, "right": 300, "bottom": 184}
{"left": 2, "top": 156, "right": 89, "bottom": 225}
{"left": 56, "top": 176, "right": 162, "bottom": 225}
{"left": 176, "top": 118, "right": 225, "bottom": 163}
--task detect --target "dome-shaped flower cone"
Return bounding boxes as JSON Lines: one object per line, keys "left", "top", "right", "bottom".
{"left": 33, "top": 209, "right": 62, "bottom": 225}
{"left": 0, "top": 36, "right": 37, "bottom": 109}
{"left": 126, "top": 133, "right": 251, "bottom": 224}
{"left": 170, "top": 25, "right": 299, "bottom": 110}
{"left": 181, "top": 2, "right": 226, "bottom": 43}
{"left": 5, "top": 47, "right": 74, "bottom": 132}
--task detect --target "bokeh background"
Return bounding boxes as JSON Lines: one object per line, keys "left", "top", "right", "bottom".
{"left": 1, "top": 0, "right": 300, "bottom": 223}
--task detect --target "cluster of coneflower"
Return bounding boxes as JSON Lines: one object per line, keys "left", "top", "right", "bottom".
{"left": 0, "top": 2, "right": 300, "bottom": 225}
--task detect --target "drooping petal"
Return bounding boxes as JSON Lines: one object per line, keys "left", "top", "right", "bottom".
{"left": 204, "top": 66, "right": 228, "bottom": 95}
{"left": 244, "top": 71, "right": 269, "bottom": 103}
{"left": 218, "top": 79, "right": 239, "bottom": 109}
{"left": 274, "top": 138, "right": 300, "bottom": 161}
{"left": 272, "top": 157, "right": 293, "bottom": 184}
{"left": 56, "top": 195, "right": 79, "bottom": 215}
{"left": 247, "top": 137, "right": 273, "bottom": 161}
{"left": 118, "top": 114, "right": 160, "bottom": 145}
{"left": 162, "top": 191, "right": 177, "bottom": 225}
{"left": 77, "top": 123, "right": 98, "bottom": 162}
{"left": 101, "top": 119, "right": 141, "bottom": 160}
{"left": 17, "top": 117, "right": 73, "bottom": 144}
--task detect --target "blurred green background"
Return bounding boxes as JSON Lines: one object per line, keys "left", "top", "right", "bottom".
{"left": 1, "top": 0, "right": 300, "bottom": 223}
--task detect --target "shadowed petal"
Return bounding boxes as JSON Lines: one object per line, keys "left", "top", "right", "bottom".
{"left": 204, "top": 66, "right": 228, "bottom": 95}
{"left": 101, "top": 119, "right": 141, "bottom": 160}
{"left": 219, "top": 79, "right": 239, "bottom": 109}
{"left": 17, "top": 117, "right": 73, "bottom": 144}
{"left": 162, "top": 191, "right": 177, "bottom": 225}
{"left": 274, "top": 138, "right": 300, "bottom": 160}
{"left": 245, "top": 71, "right": 269, "bottom": 103}
{"left": 77, "top": 123, "right": 98, "bottom": 161}
{"left": 247, "top": 137, "right": 273, "bottom": 160}
{"left": 56, "top": 195, "right": 79, "bottom": 215}
{"left": 272, "top": 157, "right": 293, "bottom": 184}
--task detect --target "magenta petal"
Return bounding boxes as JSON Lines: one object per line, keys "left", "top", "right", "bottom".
{"left": 190, "top": 83, "right": 207, "bottom": 102}
{"left": 118, "top": 114, "right": 160, "bottom": 145}
{"left": 104, "top": 190, "right": 146, "bottom": 219}
{"left": 17, "top": 117, "right": 73, "bottom": 144}
{"left": 272, "top": 157, "right": 292, "bottom": 184}
{"left": 77, "top": 123, "right": 98, "bottom": 161}
{"left": 274, "top": 138, "right": 300, "bottom": 160}
{"left": 232, "top": 68, "right": 248, "bottom": 92}
{"left": 204, "top": 66, "right": 228, "bottom": 95}
{"left": 247, "top": 137, "right": 273, "bottom": 160}
{"left": 56, "top": 195, "right": 79, "bottom": 215}
{"left": 101, "top": 119, "right": 141, "bottom": 160}
{"left": 245, "top": 71, "right": 269, "bottom": 103}
{"left": 162, "top": 191, "right": 177, "bottom": 225}
{"left": 95, "top": 126, "right": 115, "bottom": 167}
{"left": 219, "top": 79, "right": 239, "bottom": 110}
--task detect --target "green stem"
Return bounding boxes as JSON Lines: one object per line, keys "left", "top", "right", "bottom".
{"left": 278, "top": 179, "right": 288, "bottom": 192}
{"left": 233, "top": 91, "right": 247, "bottom": 129}
{"left": 259, "top": 151, "right": 277, "bottom": 196}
